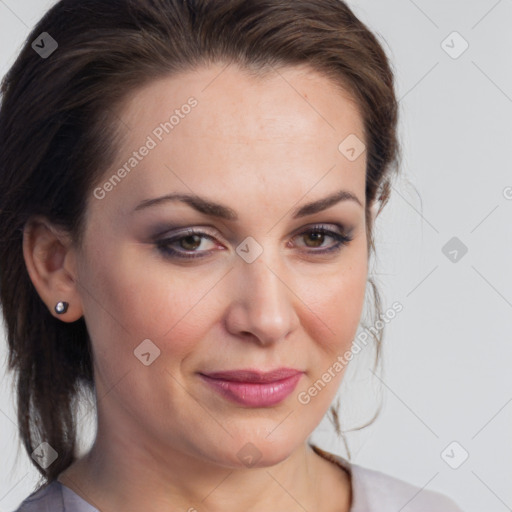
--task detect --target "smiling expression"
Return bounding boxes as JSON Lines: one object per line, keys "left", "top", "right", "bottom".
{"left": 72, "top": 62, "right": 369, "bottom": 468}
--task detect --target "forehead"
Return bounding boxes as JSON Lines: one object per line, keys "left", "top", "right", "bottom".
{"left": 96, "top": 63, "right": 367, "bottom": 219}
{"left": 121, "top": 63, "right": 364, "bottom": 142}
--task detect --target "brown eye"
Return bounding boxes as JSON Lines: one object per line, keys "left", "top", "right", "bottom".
{"left": 303, "top": 230, "right": 326, "bottom": 248}
{"left": 156, "top": 228, "right": 219, "bottom": 260}
{"left": 180, "top": 235, "right": 203, "bottom": 251}
{"left": 293, "top": 225, "right": 354, "bottom": 255}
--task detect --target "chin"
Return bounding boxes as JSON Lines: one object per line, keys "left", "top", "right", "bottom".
{"left": 205, "top": 430, "right": 303, "bottom": 470}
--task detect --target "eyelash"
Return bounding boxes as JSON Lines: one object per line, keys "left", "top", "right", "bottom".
{"left": 155, "top": 224, "right": 354, "bottom": 260}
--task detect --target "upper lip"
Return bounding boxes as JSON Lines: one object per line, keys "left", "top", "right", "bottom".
{"left": 200, "top": 368, "right": 303, "bottom": 383}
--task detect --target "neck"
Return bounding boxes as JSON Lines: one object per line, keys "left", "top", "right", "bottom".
{"left": 58, "top": 433, "right": 346, "bottom": 512}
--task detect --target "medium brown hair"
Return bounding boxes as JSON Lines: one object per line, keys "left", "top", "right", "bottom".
{"left": 0, "top": 0, "right": 400, "bottom": 484}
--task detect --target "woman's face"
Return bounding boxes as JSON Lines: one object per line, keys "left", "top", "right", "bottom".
{"left": 73, "top": 63, "right": 368, "bottom": 468}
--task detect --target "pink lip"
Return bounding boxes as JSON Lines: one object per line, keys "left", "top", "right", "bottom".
{"left": 199, "top": 368, "right": 304, "bottom": 407}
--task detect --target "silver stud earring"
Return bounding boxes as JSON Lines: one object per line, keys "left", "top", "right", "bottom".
{"left": 54, "top": 301, "right": 69, "bottom": 314}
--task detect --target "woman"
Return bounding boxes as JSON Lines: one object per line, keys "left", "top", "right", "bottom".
{"left": 0, "top": 0, "right": 464, "bottom": 510}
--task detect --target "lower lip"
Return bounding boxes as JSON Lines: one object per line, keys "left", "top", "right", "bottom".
{"left": 199, "top": 373, "right": 303, "bottom": 407}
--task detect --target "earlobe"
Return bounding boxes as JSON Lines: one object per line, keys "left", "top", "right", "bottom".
{"left": 22, "top": 216, "right": 83, "bottom": 322}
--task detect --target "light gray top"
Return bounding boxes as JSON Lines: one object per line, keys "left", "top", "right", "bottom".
{"left": 13, "top": 446, "right": 464, "bottom": 511}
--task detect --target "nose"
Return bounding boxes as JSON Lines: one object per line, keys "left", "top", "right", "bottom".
{"left": 224, "top": 251, "right": 300, "bottom": 347}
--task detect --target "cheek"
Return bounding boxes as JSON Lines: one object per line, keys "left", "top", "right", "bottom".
{"left": 300, "top": 256, "right": 368, "bottom": 355}
{"left": 80, "top": 245, "right": 220, "bottom": 361}
{"left": 293, "top": 262, "right": 367, "bottom": 411}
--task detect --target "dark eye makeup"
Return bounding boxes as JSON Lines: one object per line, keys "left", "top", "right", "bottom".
{"left": 154, "top": 223, "right": 354, "bottom": 261}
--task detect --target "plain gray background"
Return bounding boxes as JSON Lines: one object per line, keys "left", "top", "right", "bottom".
{"left": 1, "top": 1, "right": 511, "bottom": 511}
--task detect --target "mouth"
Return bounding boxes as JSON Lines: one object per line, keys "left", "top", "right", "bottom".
{"left": 198, "top": 368, "right": 304, "bottom": 407}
